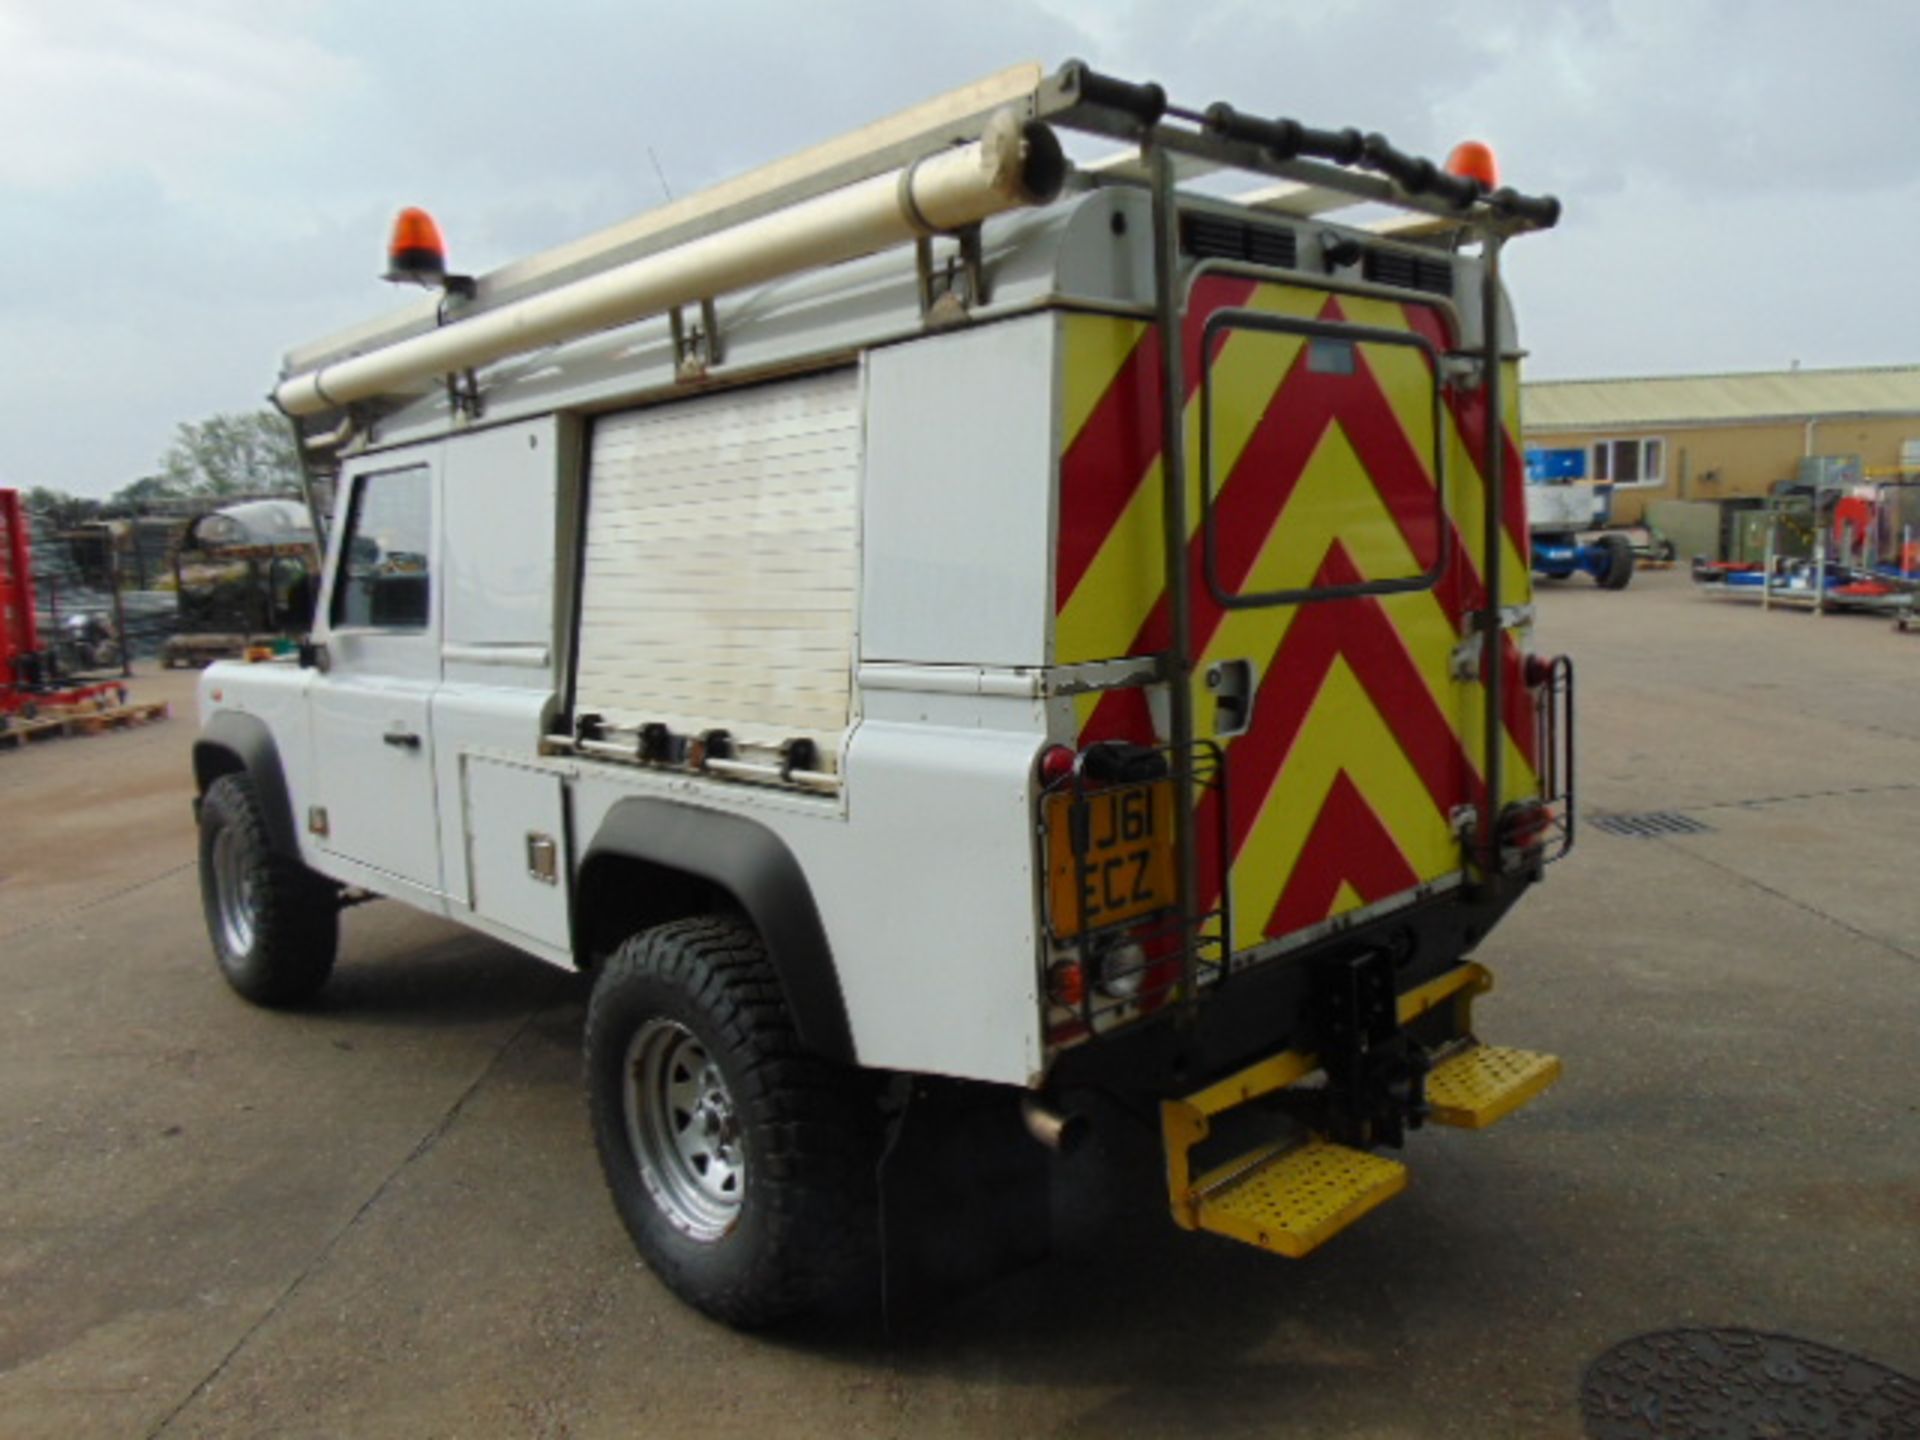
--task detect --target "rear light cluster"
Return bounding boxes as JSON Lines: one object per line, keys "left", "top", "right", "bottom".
{"left": 1498, "top": 799, "right": 1553, "bottom": 852}
{"left": 1045, "top": 937, "right": 1148, "bottom": 1008}
{"left": 1514, "top": 650, "right": 1575, "bottom": 867}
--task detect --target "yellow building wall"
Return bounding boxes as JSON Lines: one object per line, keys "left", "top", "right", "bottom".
{"left": 1525, "top": 416, "right": 1920, "bottom": 526}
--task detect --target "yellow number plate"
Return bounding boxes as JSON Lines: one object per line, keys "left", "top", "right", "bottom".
{"left": 1044, "top": 780, "right": 1176, "bottom": 937}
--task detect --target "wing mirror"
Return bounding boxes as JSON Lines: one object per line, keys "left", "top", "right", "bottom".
{"left": 297, "top": 639, "right": 331, "bottom": 673}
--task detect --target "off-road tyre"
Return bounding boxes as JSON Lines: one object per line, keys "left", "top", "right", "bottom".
{"left": 585, "top": 915, "right": 880, "bottom": 1328}
{"left": 1598, "top": 532, "right": 1636, "bottom": 590}
{"left": 197, "top": 772, "right": 338, "bottom": 1006}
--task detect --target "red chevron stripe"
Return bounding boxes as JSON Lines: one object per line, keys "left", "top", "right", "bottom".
{"left": 1399, "top": 302, "right": 1529, "bottom": 562}
{"left": 1055, "top": 276, "right": 1260, "bottom": 610}
{"left": 1263, "top": 771, "right": 1421, "bottom": 937}
{"left": 1187, "top": 542, "right": 1480, "bottom": 909}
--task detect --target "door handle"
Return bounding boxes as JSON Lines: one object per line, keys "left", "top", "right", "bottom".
{"left": 1207, "top": 659, "right": 1255, "bottom": 739}
{"left": 383, "top": 730, "right": 422, "bottom": 750}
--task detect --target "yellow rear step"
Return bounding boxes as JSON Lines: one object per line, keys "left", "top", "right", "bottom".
{"left": 1425, "top": 1043, "right": 1561, "bottom": 1129}
{"left": 1189, "top": 1139, "right": 1408, "bottom": 1257}
{"left": 1161, "top": 963, "right": 1561, "bottom": 1258}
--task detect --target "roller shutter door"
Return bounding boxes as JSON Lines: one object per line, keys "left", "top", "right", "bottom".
{"left": 575, "top": 369, "right": 860, "bottom": 761}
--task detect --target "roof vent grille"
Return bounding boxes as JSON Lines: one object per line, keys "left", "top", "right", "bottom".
{"left": 1362, "top": 247, "right": 1455, "bottom": 296}
{"left": 1180, "top": 213, "right": 1298, "bottom": 270}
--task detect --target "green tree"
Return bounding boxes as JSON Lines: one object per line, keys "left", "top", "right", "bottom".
{"left": 159, "top": 410, "right": 301, "bottom": 498}
{"left": 109, "top": 474, "right": 182, "bottom": 509}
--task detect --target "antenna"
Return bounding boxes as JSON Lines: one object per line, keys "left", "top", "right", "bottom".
{"left": 647, "top": 147, "right": 674, "bottom": 202}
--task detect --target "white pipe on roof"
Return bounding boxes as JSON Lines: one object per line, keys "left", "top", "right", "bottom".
{"left": 276, "top": 111, "right": 1066, "bottom": 418}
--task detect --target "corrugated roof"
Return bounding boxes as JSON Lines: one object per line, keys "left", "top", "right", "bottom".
{"left": 1522, "top": 364, "right": 1920, "bottom": 432}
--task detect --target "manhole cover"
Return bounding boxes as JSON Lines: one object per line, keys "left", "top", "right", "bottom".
{"left": 1581, "top": 1328, "right": 1920, "bottom": 1439}
{"left": 1589, "top": 811, "right": 1713, "bottom": 838}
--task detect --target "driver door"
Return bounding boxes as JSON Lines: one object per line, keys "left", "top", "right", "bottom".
{"left": 308, "top": 452, "right": 445, "bottom": 901}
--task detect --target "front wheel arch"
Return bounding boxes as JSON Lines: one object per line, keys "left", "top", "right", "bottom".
{"left": 194, "top": 711, "right": 300, "bottom": 859}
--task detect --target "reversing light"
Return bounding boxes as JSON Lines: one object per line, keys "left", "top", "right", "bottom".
{"left": 1443, "top": 140, "right": 1500, "bottom": 190}
{"left": 1096, "top": 939, "right": 1147, "bottom": 999}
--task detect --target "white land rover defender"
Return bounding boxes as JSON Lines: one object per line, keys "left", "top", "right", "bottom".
{"left": 193, "top": 62, "right": 1571, "bottom": 1325}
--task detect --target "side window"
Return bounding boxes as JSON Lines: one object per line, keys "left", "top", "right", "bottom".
{"left": 331, "top": 466, "right": 432, "bottom": 630}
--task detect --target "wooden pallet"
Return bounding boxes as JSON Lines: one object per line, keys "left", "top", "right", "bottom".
{"left": 0, "top": 701, "right": 170, "bottom": 749}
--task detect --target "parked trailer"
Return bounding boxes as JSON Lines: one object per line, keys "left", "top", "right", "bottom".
{"left": 193, "top": 61, "right": 1571, "bottom": 1325}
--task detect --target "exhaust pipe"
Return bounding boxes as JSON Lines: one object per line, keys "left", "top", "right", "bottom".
{"left": 1020, "top": 1094, "right": 1088, "bottom": 1155}
{"left": 276, "top": 110, "right": 1067, "bottom": 417}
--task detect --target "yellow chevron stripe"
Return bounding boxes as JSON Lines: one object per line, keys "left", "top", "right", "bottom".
{"left": 1055, "top": 285, "right": 1322, "bottom": 666}
{"left": 1331, "top": 881, "right": 1365, "bottom": 917}
{"left": 1497, "top": 365, "right": 1539, "bottom": 801}
{"left": 1229, "top": 658, "right": 1458, "bottom": 951}
{"left": 1060, "top": 314, "right": 1148, "bottom": 453}
{"left": 1438, "top": 401, "right": 1532, "bottom": 624}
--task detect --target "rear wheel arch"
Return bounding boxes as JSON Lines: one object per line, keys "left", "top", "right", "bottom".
{"left": 576, "top": 799, "right": 854, "bottom": 1065}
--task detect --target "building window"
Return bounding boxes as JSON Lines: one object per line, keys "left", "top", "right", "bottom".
{"left": 1591, "top": 437, "right": 1666, "bottom": 488}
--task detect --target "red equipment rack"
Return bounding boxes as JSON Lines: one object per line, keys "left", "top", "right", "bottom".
{"left": 1, "top": 488, "right": 124, "bottom": 717}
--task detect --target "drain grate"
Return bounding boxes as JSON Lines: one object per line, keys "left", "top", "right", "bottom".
{"left": 1589, "top": 811, "right": 1713, "bottom": 839}
{"left": 1582, "top": 1328, "right": 1920, "bottom": 1439}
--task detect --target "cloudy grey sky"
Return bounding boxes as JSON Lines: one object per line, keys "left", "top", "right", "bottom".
{"left": 4, "top": 0, "right": 1917, "bottom": 496}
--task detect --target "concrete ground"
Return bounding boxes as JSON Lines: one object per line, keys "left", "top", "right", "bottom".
{"left": 3, "top": 572, "right": 1916, "bottom": 1439}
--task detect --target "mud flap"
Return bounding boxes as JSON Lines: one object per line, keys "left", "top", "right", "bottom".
{"left": 877, "top": 1078, "right": 1051, "bottom": 1328}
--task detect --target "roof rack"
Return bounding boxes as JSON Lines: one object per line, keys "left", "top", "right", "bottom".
{"left": 1041, "top": 60, "right": 1558, "bottom": 228}
{"left": 279, "top": 59, "right": 1559, "bottom": 400}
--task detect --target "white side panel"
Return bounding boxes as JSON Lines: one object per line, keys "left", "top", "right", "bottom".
{"left": 430, "top": 418, "right": 567, "bottom": 907}
{"left": 577, "top": 370, "right": 861, "bottom": 752}
{"left": 809, "top": 721, "right": 1042, "bottom": 1082}
{"left": 440, "top": 417, "right": 560, "bottom": 688}
{"left": 861, "top": 314, "right": 1057, "bottom": 667}
{"left": 461, "top": 754, "right": 571, "bottom": 951}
